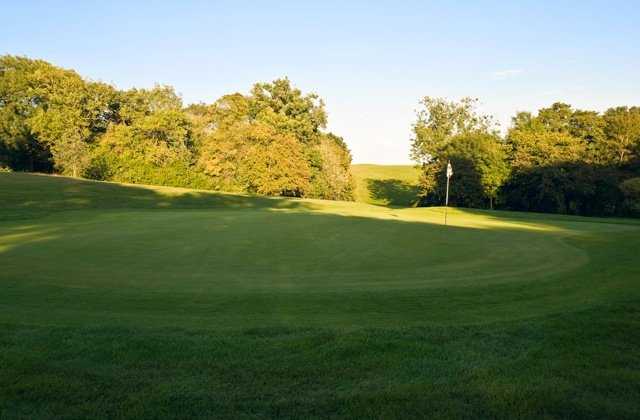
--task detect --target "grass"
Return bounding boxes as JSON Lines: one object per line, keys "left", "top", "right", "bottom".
{"left": 1, "top": 172, "right": 640, "bottom": 419}
{"left": 351, "top": 164, "right": 421, "bottom": 206}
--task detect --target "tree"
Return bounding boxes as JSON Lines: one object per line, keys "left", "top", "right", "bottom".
{"left": 0, "top": 56, "right": 55, "bottom": 171}
{"left": 620, "top": 177, "right": 640, "bottom": 216}
{"left": 239, "top": 123, "right": 311, "bottom": 196}
{"left": 0, "top": 55, "right": 118, "bottom": 175}
{"left": 601, "top": 107, "right": 640, "bottom": 164}
{"left": 249, "top": 78, "right": 327, "bottom": 144}
{"left": 507, "top": 129, "right": 587, "bottom": 170}
{"left": 193, "top": 79, "right": 352, "bottom": 199}
{"left": 537, "top": 102, "right": 573, "bottom": 132}
{"left": 435, "top": 133, "right": 508, "bottom": 208}
{"left": 410, "top": 97, "right": 495, "bottom": 164}
{"left": 1, "top": 56, "right": 355, "bottom": 201}
{"left": 117, "top": 85, "right": 183, "bottom": 125}
{"left": 308, "top": 133, "right": 354, "bottom": 200}
{"left": 91, "top": 108, "right": 208, "bottom": 188}
{"left": 49, "top": 132, "right": 90, "bottom": 177}
{"left": 197, "top": 121, "right": 311, "bottom": 196}
{"left": 411, "top": 97, "right": 504, "bottom": 208}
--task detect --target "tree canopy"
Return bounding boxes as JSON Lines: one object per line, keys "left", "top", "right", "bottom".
{"left": 3, "top": 55, "right": 640, "bottom": 216}
{"left": 411, "top": 98, "right": 640, "bottom": 217}
{"left": 0, "top": 55, "right": 354, "bottom": 200}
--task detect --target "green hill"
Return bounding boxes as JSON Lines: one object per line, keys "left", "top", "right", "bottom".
{"left": 351, "top": 163, "right": 421, "bottom": 206}
{"left": 2, "top": 172, "right": 640, "bottom": 418}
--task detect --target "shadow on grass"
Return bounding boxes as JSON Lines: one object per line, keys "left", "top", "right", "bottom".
{"left": 0, "top": 173, "right": 316, "bottom": 221}
{"left": 2, "top": 177, "right": 640, "bottom": 418}
{"left": 366, "top": 178, "right": 420, "bottom": 207}
{"left": 4, "top": 176, "right": 633, "bottom": 330}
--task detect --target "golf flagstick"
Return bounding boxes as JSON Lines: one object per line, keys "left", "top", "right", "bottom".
{"left": 445, "top": 161, "right": 453, "bottom": 225}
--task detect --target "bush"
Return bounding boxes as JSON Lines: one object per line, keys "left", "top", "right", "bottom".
{"left": 620, "top": 177, "right": 640, "bottom": 216}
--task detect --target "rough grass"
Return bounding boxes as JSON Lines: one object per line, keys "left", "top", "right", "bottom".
{"left": 351, "top": 164, "right": 421, "bottom": 206}
{"left": 1, "top": 172, "right": 640, "bottom": 419}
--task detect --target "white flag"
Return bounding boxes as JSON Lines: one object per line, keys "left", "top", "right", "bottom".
{"left": 446, "top": 161, "right": 453, "bottom": 178}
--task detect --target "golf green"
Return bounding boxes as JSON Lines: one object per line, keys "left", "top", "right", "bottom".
{"left": 2, "top": 173, "right": 640, "bottom": 419}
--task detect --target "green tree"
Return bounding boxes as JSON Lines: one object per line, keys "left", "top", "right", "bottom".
{"left": 507, "top": 129, "right": 587, "bottom": 170}
{"left": 249, "top": 78, "right": 327, "bottom": 144}
{"left": 601, "top": 106, "right": 640, "bottom": 164}
{"left": 439, "top": 133, "right": 509, "bottom": 208}
{"left": 0, "top": 55, "right": 118, "bottom": 175}
{"left": 620, "top": 177, "right": 640, "bottom": 215}
{"left": 91, "top": 108, "right": 207, "bottom": 188}
{"left": 192, "top": 79, "right": 352, "bottom": 199}
{"left": 308, "top": 133, "right": 354, "bottom": 200}
{"left": 410, "top": 97, "right": 495, "bottom": 164}
{"left": 0, "top": 56, "right": 55, "bottom": 171}
{"left": 197, "top": 121, "right": 311, "bottom": 196}
{"left": 239, "top": 123, "right": 311, "bottom": 196}
{"left": 537, "top": 102, "right": 573, "bottom": 132}
{"left": 411, "top": 97, "right": 504, "bottom": 208}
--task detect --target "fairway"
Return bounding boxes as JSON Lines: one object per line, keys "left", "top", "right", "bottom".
{"left": 2, "top": 173, "right": 640, "bottom": 419}
{"left": 351, "top": 164, "right": 421, "bottom": 207}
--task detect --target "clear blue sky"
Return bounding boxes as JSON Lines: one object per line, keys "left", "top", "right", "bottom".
{"left": 2, "top": 1, "right": 639, "bottom": 164}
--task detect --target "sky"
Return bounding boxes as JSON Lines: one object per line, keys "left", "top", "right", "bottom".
{"left": 2, "top": 1, "right": 639, "bottom": 164}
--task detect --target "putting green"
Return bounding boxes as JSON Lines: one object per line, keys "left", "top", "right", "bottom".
{"left": 1, "top": 173, "right": 637, "bottom": 330}
{"left": 3, "top": 173, "right": 640, "bottom": 418}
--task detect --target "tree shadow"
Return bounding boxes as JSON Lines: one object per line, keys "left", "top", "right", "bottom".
{"left": 366, "top": 179, "right": 420, "bottom": 207}
{"left": 0, "top": 173, "right": 317, "bottom": 222}
{"left": 414, "top": 155, "right": 640, "bottom": 218}
{"left": 418, "top": 157, "right": 486, "bottom": 209}
{"left": 500, "top": 161, "right": 640, "bottom": 217}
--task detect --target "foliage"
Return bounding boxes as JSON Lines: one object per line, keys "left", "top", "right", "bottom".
{"left": 411, "top": 98, "right": 640, "bottom": 216}
{"left": 411, "top": 98, "right": 508, "bottom": 208}
{"left": 0, "top": 55, "right": 354, "bottom": 200}
{"left": 620, "top": 177, "right": 640, "bottom": 215}
{"left": 507, "top": 128, "right": 587, "bottom": 169}
{"left": 601, "top": 106, "right": 640, "bottom": 164}
{"left": 249, "top": 78, "right": 327, "bottom": 143}
{"left": 307, "top": 133, "right": 354, "bottom": 200}
{"left": 498, "top": 103, "right": 640, "bottom": 216}
{"left": 89, "top": 110, "right": 211, "bottom": 188}
{"left": 410, "top": 96, "right": 496, "bottom": 164}
{"left": 192, "top": 80, "right": 352, "bottom": 199}
{"left": 197, "top": 121, "right": 311, "bottom": 196}
{"left": 501, "top": 164, "right": 627, "bottom": 216}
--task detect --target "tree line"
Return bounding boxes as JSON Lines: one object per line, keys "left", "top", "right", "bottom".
{"left": 0, "top": 55, "right": 354, "bottom": 200}
{"left": 411, "top": 98, "right": 640, "bottom": 217}
{"left": 2, "top": 55, "right": 640, "bottom": 217}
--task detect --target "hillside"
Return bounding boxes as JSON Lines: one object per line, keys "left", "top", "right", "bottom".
{"left": 351, "top": 164, "right": 422, "bottom": 207}
{"left": 2, "top": 172, "right": 640, "bottom": 418}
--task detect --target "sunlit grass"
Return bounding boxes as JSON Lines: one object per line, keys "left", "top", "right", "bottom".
{"left": 1, "top": 173, "right": 640, "bottom": 419}
{"left": 351, "top": 163, "right": 421, "bottom": 206}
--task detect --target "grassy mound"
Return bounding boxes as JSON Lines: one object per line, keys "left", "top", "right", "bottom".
{"left": 351, "top": 164, "right": 421, "bottom": 206}
{"left": 2, "top": 173, "right": 640, "bottom": 418}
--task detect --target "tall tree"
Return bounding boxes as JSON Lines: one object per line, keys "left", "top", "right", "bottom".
{"left": 249, "top": 78, "right": 327, "bottom": 144}
{"left": 411, "top": 97, "right": 505, "bottom": 208}
{"left": 410, "top": 97, "right": 495, "bottom": 164}
{"left": 0, "top": 56, "right": 53, "bottom": 171}
{"left": 601, "top": 107, "right": 640, "bottom": 164}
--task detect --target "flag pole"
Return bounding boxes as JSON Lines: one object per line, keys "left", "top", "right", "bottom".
{"left": 445, "top": 161, "right": 452, "bottom": 225}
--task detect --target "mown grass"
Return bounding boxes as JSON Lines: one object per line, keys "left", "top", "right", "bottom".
{"left": 351, "top": 164, "right": 421, "bottom": 206}
{"left": 1, "top": 172, "right": 640, "bottom": 419}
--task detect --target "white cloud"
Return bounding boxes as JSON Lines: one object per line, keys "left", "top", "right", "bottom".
{"left": 491, "top": 69, "right": 524, "bottom": 80}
